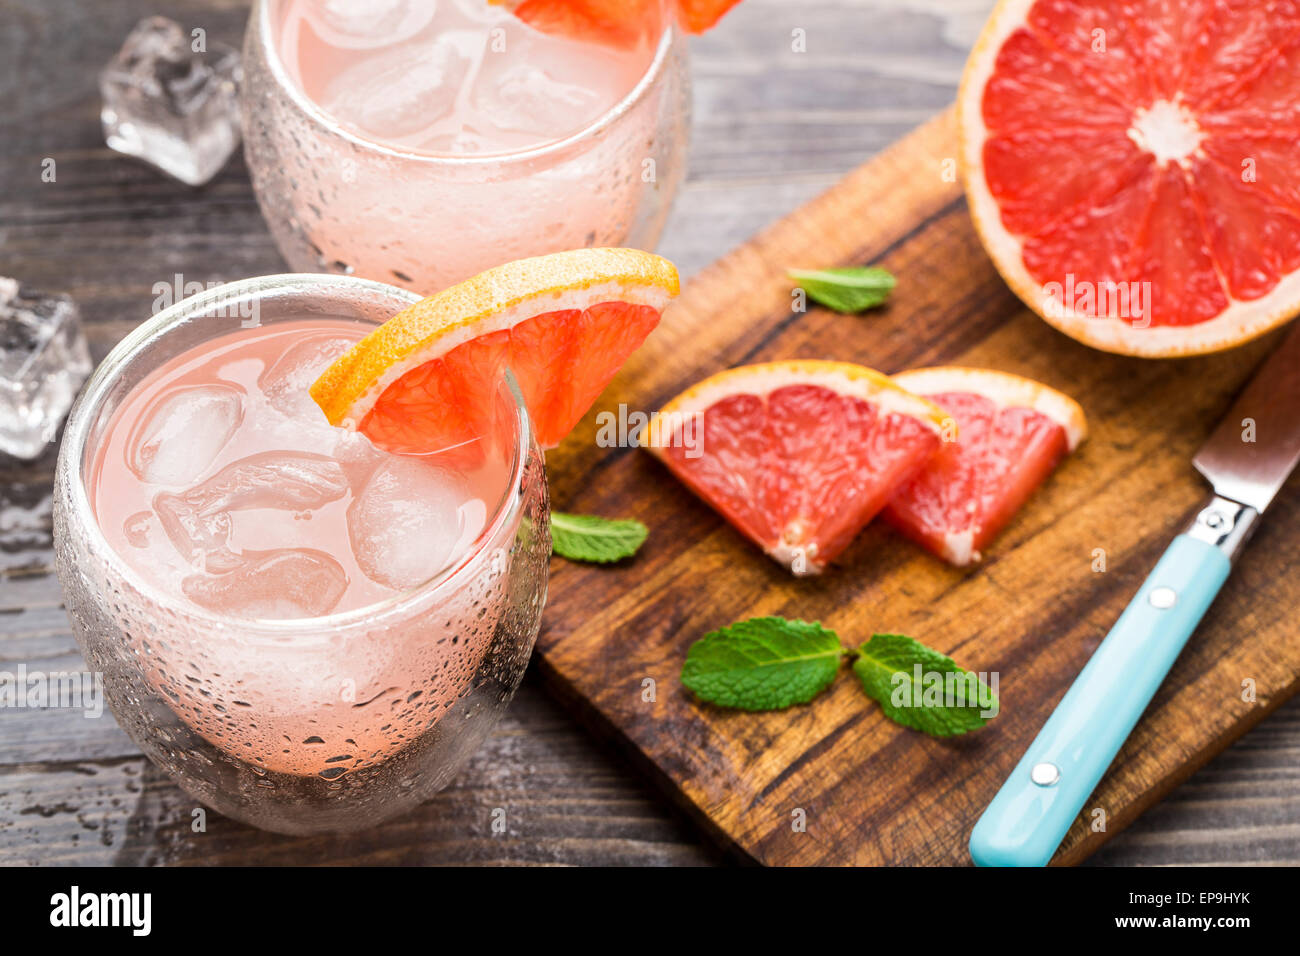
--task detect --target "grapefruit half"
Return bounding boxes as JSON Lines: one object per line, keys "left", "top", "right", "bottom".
{"left": 884, "top": 367, "right": 1086, "bottom": 565}
{"left": 311, "top": 248, "right": 679, "bottom": 454}
{"left": 960, "top": 0, "right": 1300, "bottom": 356}
{"left": 642, "top": 361, "right": 946, "bottom": 574}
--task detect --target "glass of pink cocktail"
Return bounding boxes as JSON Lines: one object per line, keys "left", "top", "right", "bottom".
{"left": 241, "top": 0, "right": 690, "bottom": 293}
{"left": 53, "top": 274, "right": 549, "bottom": 834}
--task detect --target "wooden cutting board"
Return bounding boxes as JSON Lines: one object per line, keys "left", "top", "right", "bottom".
{"left": 536, "top": 108, "right": 1300, "bottom": 866}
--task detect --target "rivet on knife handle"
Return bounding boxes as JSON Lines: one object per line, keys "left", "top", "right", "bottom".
{"left": 1185, "top": 495, "right": 1259, "bottom": 560}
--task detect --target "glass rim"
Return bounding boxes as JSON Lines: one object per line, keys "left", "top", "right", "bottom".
{"left": 59, "top": 272, "right": 535, "bottom": 639}
{"left": 250, "top": 0, "right": 678, "bottom": 165}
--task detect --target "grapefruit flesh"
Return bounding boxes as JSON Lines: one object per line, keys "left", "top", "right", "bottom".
{"left": 511, "top": 0, "right": 658, "bottom": 48}
{"left": 509, "top": 0, "right": 742, "bottom": 45}
{"left": 883, "top": 367, "right": 1086, "bottom": 565}
{"left": 644, "top": 361, "right": 946, "bottom": 574}
{"left": 311, "top": 248, "right": 679, "bottom": 455}
{"left": 961, "top": 0, "right": 1300, "bottom": 356}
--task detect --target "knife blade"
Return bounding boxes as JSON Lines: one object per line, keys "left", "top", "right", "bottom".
{"left": 1194, "top": 321, "right": 1300, "bottom": 514}
{"left": 969, "top": 322, "right": 1300, "bottom": 867}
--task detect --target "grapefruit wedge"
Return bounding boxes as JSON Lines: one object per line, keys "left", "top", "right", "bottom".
{"left": 505, "top": 0, "right": 742, "bottom": 46}
{"left": 961, "top": 0, "right": 1300, "bottom": 356}
{"left": 642, "top": 361, "right": 947, "bottom": 574}
{"left": 883, "top": 367, "right": 1086, "bottom": 566}
{"left": 311, "top": 248, "right": 679, "bottom": 454}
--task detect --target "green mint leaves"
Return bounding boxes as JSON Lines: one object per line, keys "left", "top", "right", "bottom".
{"left": 852, "top": 633, "right": 996, "bottom": 737}
{"left": 681, "top": 617, "right": 997, "bottom": 736}
{"left": 550, "top": 511, "right": 648, "bottom": 564}
{"left": 680, "top": 618, "right": 844, "bottom": 710}
{"left": 788, "top": 266, "right": 896, "bottom": 314}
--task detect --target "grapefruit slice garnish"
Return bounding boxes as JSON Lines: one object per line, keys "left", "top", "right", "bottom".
{"left": 883, "top": 367, "right": 1086, "bottom": 566}
{"left": 503, "top": 0, "right": 742, "bottom": 46}
{"left": 960, "top": 0, "right": 1300, "bottom": 356}
{"left": 674, "top": 0, "right": 743, "bottom": 32}
{"left": 310, "top": 248, "right": 679, "bottom": 454}
{"left": 642, "top": 361, "right": 947, "bottom": 575}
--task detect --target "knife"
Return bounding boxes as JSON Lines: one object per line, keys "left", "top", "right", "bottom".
{"left": 969, "top": 322, "right": 1300, "bottom": 867}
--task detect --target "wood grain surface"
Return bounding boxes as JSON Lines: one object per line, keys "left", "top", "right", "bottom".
{"left": 1, "top": 0, "right": 1298, "bottom": 866}
{"left": 540, "top": 108, "right": 1300, "bottom": 865}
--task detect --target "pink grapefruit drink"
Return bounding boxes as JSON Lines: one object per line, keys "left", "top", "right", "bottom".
{"left": 53, "top": 275, "right": 550, "bottom": 834}
{"left": 92, "top": 321, "right": 508, "bottom": 621}
{"left": 279, "top": 0, "right": 657, "bottom": 155}
{"left": 241, "top": 0, "right": 690, "bottom": 292}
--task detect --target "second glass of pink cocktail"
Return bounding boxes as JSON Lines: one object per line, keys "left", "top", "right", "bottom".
{"left": 242, "top": 0, "right": 689, "bottom": 293}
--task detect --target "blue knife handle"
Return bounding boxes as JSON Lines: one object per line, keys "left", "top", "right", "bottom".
{"left": 969, "top": 532, "right": 1232, "bottom": 867}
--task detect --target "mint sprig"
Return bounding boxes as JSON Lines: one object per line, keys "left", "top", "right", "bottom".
{"left": 788, "top": 266, "right": 896, "bottom": 313}
{"left": 681, "top": 618, "right": 844, "bottom": 710}
{"left": 853, "top": 633, "right": 996, "bottom": 737}
{"left": 550, "top": 511, "right": 647, "bottom": 564}
{"left": 680, "top": 616, "right": 996, "bottom": 736}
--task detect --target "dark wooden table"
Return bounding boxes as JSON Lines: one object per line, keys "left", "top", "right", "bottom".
{"left": 1, "top": 0, "right": 1297, "bottom": 866}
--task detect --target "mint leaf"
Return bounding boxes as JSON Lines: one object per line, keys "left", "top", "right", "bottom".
{"left": 550, "top": 511, "right": 647, "bottom": 563}
{"left": 852, "top": 633, "right": 996, "bottom": 737}
{"left": 788, "top": 266, "right": 896, "bottom": 313}
{"left": 681, "top": 617, "right": 844, "bottom": 711}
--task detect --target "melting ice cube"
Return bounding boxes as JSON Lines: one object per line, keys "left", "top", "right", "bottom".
{"left": 257, "top": 332, "right": 357, "bottom": 421}
{"left": 127, "top": 383, "right": 244, "bottom": 486}
{"left": 330, "top": 429, "right": 387, "bottom": 490}
{"left": 154, "top": 494, "right": 233, "bottom": 566}
{"left": 99, "top": 17, "right": 242, "bottom": 186}
{"left": 182, "top": 451, "right": 349, "bottom": 514}
{"left": 472, "top": 63, "right": 602, "bottom": 140}
{"left": 154, "top": 452, "right": 349, "bottom": 566}
{"left": 182, "top": 548, "right": 348, "bottom": 619}
{"left": 347, "top": 457, "right": 485, "bottom": 591}
{"left": 302, "top": 0, "right": 438, "bottom": 49}
{"left": 0, "top": 277, "right": 92, "bottom": 460}
{"left": 319, "top": 34, "right": 468, "bottom": 141}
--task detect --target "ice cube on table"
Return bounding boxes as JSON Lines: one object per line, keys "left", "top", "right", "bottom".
{"left": 257, "top": 332, "right": 357, "bottom": 421}
{"left": 347, "top": 457, "right": 485, "bottom": 591}
{"left": 99, "top": 16, "right": 242, "bottom": 186}
{"left": 303, "top": 0, "right": 439, "bottom": 50}
{"left": 127, "top": 383, "right": 244, "bottom": 486}
{"left": 182, "top": 548, "right": 348, "bottom": 619}
{"left": 0, "top": 277, "right": 92, "bottom": 460}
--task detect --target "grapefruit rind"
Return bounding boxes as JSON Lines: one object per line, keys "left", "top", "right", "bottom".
{"left": 311, "top": 248, "right": 679, "bottom": 431}
{"left": 958, "top": 0, "right": 1300, "bottom": 357}
{"left": 891, "top": 366, "right": 1087, "bottom": 451}
{"left": 503, "top": 0, "right": 742, "bottom": 38}
{"left": 646, "top": 360, "right": 950, "bottom": 437}
{"left": 887, "top": 365, "right": 1086, "bottom": 566}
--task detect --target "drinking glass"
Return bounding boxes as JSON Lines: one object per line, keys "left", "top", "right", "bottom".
{"left": 240, "top": 0, "right": 692, "bottom": 293}
{"left": 53, "top": 274, "right": 550, "bottom": 834}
